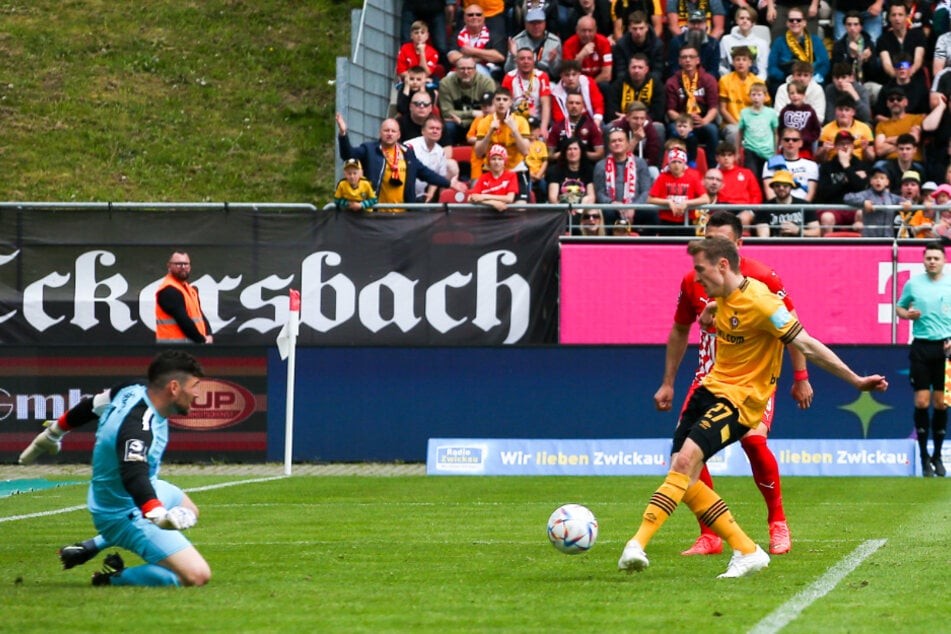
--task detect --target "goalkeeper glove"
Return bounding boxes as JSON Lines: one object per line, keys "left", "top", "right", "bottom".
{"left": 144, "top": 505, "right": 198, "bottom": 530}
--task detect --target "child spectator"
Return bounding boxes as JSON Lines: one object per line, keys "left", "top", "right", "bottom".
{"left": 895, "top": 171, "right": 936, "bottom": 238}
{"left": 773, "top": 61, "right": 826, "bottom": 123}
{"left": 718, "top": 46, "right": 762, "bottom": 148}
{"left": 932, "top": 184, "right": 951, "bottom": 239}
{"left": 737, "top": 81, "right": 778, "bottom": 179}
{"left": 779, "top": 80, "right": 821, "bottom": 158}
{"left": 670, "top": 113, "right": 700, "bottom": 169}
{"left": 525, "top": 117, "right": 549, "bottom": 202}
{"left": 468, "top": 144, "right": 520, "bottom": 212}
{"left": 844, "top": 166, "right": 902, "bottom": 236}
{"left": 334, "top": 159, "right": 377, "bottom": 211}
{"left": 395, "top": 21, "right": 442, "bottom": 81}
{"left": 648, "top": 143, "right": 709, "bottom": 234}
{"left": 397, "top": 66, "right": 439, "bottom": 119}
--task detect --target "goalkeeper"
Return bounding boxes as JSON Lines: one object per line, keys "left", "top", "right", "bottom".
{"left": 61, "top": 351, "right": 210, "bottom": 587}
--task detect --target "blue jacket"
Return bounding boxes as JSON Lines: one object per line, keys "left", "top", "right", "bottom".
{"left": 338, "top": 134, "right": 450, "bottom": 204}
{"left": 768, "top": 33, "right": 830, "bottom": 86}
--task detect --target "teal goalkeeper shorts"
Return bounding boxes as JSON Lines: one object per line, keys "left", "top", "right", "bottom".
{"left": 92, "top": 479, "right": 192, "bottom": 564}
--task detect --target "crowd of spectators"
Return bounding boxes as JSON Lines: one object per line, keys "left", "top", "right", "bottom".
{"left": 335, "top": 0, "right": 951, "bottom": 238}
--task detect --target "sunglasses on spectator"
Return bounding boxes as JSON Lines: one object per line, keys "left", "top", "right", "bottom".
{"left": 787, "top": 17, "right": 804, "bottom": 23}
{"left": 412, "top": 101, "right": 432, "bottom": 107}
{"left": 887, "top": 95, "right": 904, "bottom": 102}
{"left": 582, "top": 213, "right": 601, "bottom": 220}
{"left": 782, "top": 137, "right": 801, "bottom": 142}
{"left": 465, "top": 12, "right": 482, "bottom": 16}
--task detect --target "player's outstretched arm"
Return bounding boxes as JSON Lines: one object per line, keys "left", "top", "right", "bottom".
{"left": 790, "top": 330, "right": 888, "bottom": 392}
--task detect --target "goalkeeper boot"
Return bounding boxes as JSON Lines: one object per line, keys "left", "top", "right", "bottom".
{"left": 617, "top": 539, "right": 649, "bottom": 573}
{"left": 91, "top": 553, "right": 124, "bottom": 586}
{"left": 59, "top": 542, "right": 99, "bottom": 570}
{"left": 931, "top": 455, "right": 946, "bottom": 477}
{"left": 18, "top": 425, "right": 62, "bottom": 465}
{"left": 922, "top": 456, "right": 935, "bottom": 477}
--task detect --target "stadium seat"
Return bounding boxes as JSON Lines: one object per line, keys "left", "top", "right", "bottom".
{"left": 824, "top": 231, "right": 862, "bottom": 237}
{"left": 447, "top": 145, "right": 472, "bottom": 182}
{"left": 439, "top": 188, "right": 469, "bottom": 204}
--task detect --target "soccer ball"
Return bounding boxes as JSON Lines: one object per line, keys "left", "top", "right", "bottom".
{"left": 547, "top": 504, "right": 598, "bottom": 554}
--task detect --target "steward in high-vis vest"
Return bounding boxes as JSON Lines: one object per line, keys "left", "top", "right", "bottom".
{"left": 155, "top": 252, "right": 213, "bottom": 344}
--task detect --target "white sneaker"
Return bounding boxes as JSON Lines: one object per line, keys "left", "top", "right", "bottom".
{"left": 717, "top": 545, "right": 770, "bottom": 578}
{"left": 618, "top": 539, "right": 649, "bottom": 573}
{"left": 18, "top": 427, "right": 62, "bottom": 465}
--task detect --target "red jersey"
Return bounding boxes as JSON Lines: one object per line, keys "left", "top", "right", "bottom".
{"left": 562, "top": 34, "right": 613, "bottom": 79}
{"left": 674, "top": 256, "right": 795, "bottom": 380}
{"left": 648, "top": 168, "right": 705, "bottom": 223}
{"left": 395, "top": 42, "right": 441, "bottom": 78}
{"left": 469, "top": 170, "right": 519, "bottom": 198}
{"left": 717, "top": 165, "right": 763, "bottom": 205}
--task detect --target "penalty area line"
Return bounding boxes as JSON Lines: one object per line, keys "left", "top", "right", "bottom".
{"left": 748, "top": 538, "right": 887, "bottom": 634}
{"left": 0, "top": 475, "right": 288, "bottom": 524}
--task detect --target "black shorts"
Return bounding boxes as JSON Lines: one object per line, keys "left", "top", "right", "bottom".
{"left": 672, "top": 386, "right": 750, "bottom": 461}
{"left": 909, "top": 338, "right": 947, "bottom": 392}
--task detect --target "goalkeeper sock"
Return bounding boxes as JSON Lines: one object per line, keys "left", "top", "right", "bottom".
{"left": 695, "top": 464, "right": 718, "bottom": 537}
{"left": 90, "top": 535, "right": 107, "bottom": 552}
{"left": 110, "top": 563, "right": 181, "bottom": 587}
{"left": 741, "top": 434, "right": 785, "bottom": 523}
{"left": 915, "top": 408, "right": 930, "bottom": 458}
{"left": 682, "top": 480, "right": 756, "bottom": 555}
{"left": 632, "top": 471, "right": 690, "bottom": 548}
{"left": 932, "top": 409, "right": 947, "bottom": 456}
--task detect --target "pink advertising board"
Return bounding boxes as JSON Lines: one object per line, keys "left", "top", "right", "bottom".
{"left": 560, "top": 243, "right": 932, "bottom": 344}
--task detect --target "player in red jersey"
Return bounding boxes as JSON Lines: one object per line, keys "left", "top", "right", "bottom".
{"left": 653, "top": 210, "right": 813, "bottom": 556}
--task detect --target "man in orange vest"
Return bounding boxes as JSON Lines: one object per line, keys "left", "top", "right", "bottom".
{"left": 155, "top": 251, "right": 213, "bottom": 344}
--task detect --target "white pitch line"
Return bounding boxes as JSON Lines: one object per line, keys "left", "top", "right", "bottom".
{"left": 748, "top": 538, "right": 887, "bottom": 634}
{"left": 0, "top": 475, "right": 287, "bottom": 524}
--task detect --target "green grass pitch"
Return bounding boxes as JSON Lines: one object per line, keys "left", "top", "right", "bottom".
{"left": 2, "top": 474, "right": 949, "bottom": 633}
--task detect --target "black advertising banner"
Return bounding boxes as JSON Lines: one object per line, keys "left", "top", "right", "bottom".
{"left": 0, "top": 207, "right": 563, "bottom": 345}
{"left": 0, "top": 346, "right": 267, "bottom": 463}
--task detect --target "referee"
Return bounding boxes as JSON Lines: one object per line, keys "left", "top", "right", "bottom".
{"left": 897, "top": 241, "right": 951, "bottom": 477}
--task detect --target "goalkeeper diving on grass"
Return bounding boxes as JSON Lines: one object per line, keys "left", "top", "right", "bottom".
{"left": 619, "top": 237, "right": 888, "bottom": 579}
{"left": 32, "top": 351, "right": 211, "bottom": 587}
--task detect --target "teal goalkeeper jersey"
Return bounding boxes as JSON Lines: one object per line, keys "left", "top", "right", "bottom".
{"left": 87, "top": 384, "right": 169, "bottom": 518}
{"left": 898, "top": 273, "right": 951, "bottom": 341}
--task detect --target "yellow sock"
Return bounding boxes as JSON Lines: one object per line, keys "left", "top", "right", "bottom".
{"left": 632, "top": 471, "right": 690, "bottom": 548}
{"left": 682, "top": 480, "right": 756, "bottom": 554}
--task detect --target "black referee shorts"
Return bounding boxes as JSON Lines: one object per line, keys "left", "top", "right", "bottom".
{"left": 909, "top": 338, "right": 948, "bottom": 392}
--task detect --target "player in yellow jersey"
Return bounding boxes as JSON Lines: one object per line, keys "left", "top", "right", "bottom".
{"left": 619, "top": 237, "right": 889, "bottom": 578}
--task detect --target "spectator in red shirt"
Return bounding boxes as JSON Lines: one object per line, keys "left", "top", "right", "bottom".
{"left": 648, "top": 144, "right": 710, "bottom": 233}
{"left": 714, "top": 141, "right": 762, "bottom": 229}
{"left": 468, "top": 144, "right": 520, "bottom": 212}
{"left": 395, "top": 21, "right": 442, "bottom": 81}
{"left": 562, "top": 16, "right": 613, "bottom": 86}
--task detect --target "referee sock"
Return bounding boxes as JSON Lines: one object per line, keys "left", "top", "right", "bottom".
{"left": 933, "top": 409, "right": 947, "bottom": 456}
{"left": 682, "top": 480, "right": 757, "bottom": 555}
{"left": 741, "top": 435, "right": 785, "bottom": 523}
{"left": 695, "top": 464, "right": 718, "bottom": 537}
{"left": 915, "top": 408, "right": 931, "bottom": 458}
{"left": 632, "top": 470, "right": 690, "bottom": 549}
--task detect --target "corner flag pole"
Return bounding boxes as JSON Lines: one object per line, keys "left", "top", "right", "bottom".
{"left": 277, "top": 289, "right": 301, "bottom": 476}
